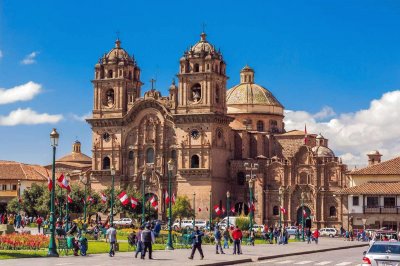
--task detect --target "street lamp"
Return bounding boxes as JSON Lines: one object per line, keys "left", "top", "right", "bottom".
{"left": 48, "top": 128, "right": 59, "bottom": 257}
{"left": 209, "top": 190, "right": 212, "bottom": 230}
{"left": 79, "top": 172, "right": 88, "bottom": 225}
{"left": 166, "top": 159, "right": 174, "bottom": 250}
{"left": 141, "top": 173, "right": 146, "bottom": 225}
{"left": 244, "top": 162, "right": 258, "bottom": 232}
{"left": 279, "top": 187, "right": 284, "bottom": 230}
{"left": 226, "top": 191, "right": 231, "bottom": 228}
{"left": 17, "top": 180, "right": 21, "bottom": 214}
{"left": 65, "top": 174, "right": 70, "bottom": 232}
{"left": 110, "top": 167, "right": 116, "bottom": 225}
{"left": 193, "top": 192, "right": 196, "bottom": 229}
{"left": 301, "top": 191, "right": 305, "bottom": 241}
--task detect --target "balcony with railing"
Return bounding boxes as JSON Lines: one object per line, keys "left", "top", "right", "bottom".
{"left": 0, "top": 190, "right": 18, "bottom": 197}
{"left": 364, "top": 206, "right": 400, "bottom": 214}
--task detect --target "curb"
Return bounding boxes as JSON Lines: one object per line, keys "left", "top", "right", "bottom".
{"left": 200, "top": 243, "right": 369, "bottom": 266}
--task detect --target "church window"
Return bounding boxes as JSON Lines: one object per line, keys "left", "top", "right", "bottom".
{"left": 217, "top": 129, "right": 222, "bottom": 139}
{"left": 191, "top": 83, "right": 201, "bottom": 103}
{"left": 171, "top": 150, "right": 177, "bottom": 159}
{"left": 103, "top": 157, "right": 111, "bottom": 170}
{"left": 206, "top": 64, "right": 210, "bottom": 70}
{"left": 237, "top": 172, "right": 245, "bottom": 186}
{"left": 257, "top": 120, "right": 264, "bottom": 132}
{"left": 193, "top": 63, "right": 199, "bottom": 72}
{"left": 329, "top": 206, "right": 336, "bottom": 217}
{"left": 190, "top": 155, "right": 200, "bottom": 168}
{"left": 108, "top": 70, "right": 113, "bottom": 78}
{"left": 119, "top": 70, "right": 122, "bottom": 77}
{"left": 128, "top": 71, "right": 132, "bottom": 79}
{"left": 215, "top": 86, "right": 220, "bottom": 103}
{"left": 128, "top": 151, "right": 134, "bottom": 160}
{"left": 299, "top": 172, "right": 308, "bottom": 184}
{"left": 273, "top": 206, "right": 279, "bottom": 216}
{"left": 146, "top": 148, "right": 154, "bottom": 163}
{"left": 270, "top": 120, "right": 278, "bottom": 133}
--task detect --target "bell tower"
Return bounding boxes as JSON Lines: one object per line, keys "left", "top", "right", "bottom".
{"left": 176, "top": 32, "right": 227, "bottom": 114}
{"left": 92, "top": 38, "right": 142, "bottom": 119}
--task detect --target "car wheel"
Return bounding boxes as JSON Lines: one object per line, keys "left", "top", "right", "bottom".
{"left": 329, "top": 234, "right": 334, "bottom": 238}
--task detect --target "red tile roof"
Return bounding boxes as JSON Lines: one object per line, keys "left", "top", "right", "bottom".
{"left": 337, "top": 181, "right": 400, "bottom": 195}
{"left": 350, "top": 156, "right": 400, "bottom": 175}
{"left": 0, "top": 161, "right": 49, "bottom": 181}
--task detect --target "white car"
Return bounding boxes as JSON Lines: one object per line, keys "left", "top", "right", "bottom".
{"left": 286, "top": 226, "right": 298, "bottom": 236}
{"left": 114, "top": 218, "right": 133, "bottom": 226}
{"left": 172, "top": 219, "right": 206, "bottom": 229}
{"left": 252, "top": 224, "right": 265, "bottom": 232}
{"left": 319, "top": 228, "right": 338, "bottom": 237}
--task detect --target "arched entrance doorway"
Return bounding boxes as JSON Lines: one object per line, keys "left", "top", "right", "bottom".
{"left": 234, "top": 202, "right": 249, "bottom": 215}
{"left": 144, "top": 193, "right": 158, "bottom": 222}
{"left": 297, "top": 206, "right": 312, "bottom": 228}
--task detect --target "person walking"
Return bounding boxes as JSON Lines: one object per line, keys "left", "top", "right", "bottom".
{"left": 232, "top": 225, "right": 243, "bottom": 255}
{"left": 306, "top": 228, "right": 312, "bottom": 244}
{"left": 214, "top": 226, "right": 225, "bottom": 254}
{"left": 36, "top": 215, "right": 43, "bottom": 234}
{"left": 141, "top": 224, "right": 155, "bottom": 260}
{"left": 313, "top": 229, "right": 320, "bottom": 244}
{"left": 223, "top": 228, "right": 230, "bottom": 249}
{"left": 106, "top": 224, "right": 117, "bottom": 257}
{"left": 188, "top": 226, "right": 204, "bottom": 260}
{"left": 15, "top": 213, "right": 21, "bottom": 229}
{"left": 135, "top": 226, "right": 144, "bottom": 258}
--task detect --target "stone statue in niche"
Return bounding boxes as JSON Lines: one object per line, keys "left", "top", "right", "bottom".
{"left": 191, "top": 85, "right": 201, "bottom": 102}
{"left": 106, "top": 90, "right": 114, "bottom": 107}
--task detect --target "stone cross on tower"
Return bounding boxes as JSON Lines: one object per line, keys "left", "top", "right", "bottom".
{"left": 150, "top": 78, "right": 156, "bottom": 90}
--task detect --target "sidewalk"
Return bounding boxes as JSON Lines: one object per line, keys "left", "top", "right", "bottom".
{"left": 0, "top": 238, "right": 368, "bottom": 266}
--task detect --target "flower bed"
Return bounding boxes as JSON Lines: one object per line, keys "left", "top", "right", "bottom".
{"left": 0, "top": 233, "right": 49, "bottom": 250}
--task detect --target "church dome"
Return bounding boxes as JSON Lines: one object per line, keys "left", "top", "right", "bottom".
{"left": 226, "top": 65, "right": 284, "bottom": 115}
{"left": 103, "top": 39, "right": 134, "bottom": 63}
{"left": 312, "top": 146, "right": 335, "bottom": 157}
{"left": 191, "top": 33, "right": 215, "bottom": 53}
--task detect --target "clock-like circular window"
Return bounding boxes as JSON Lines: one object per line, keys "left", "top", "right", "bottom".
{"left": 103, "top": 132, "right": 111, "bottom": 142}
{"left": 191, "top": 129, "right": 200, "bottom": 139}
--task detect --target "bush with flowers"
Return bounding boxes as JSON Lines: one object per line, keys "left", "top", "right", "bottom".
{"left": 0, "top": 233, "right": 49, "bottom": 250}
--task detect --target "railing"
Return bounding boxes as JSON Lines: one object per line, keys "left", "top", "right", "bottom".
{"left": 363, "top": 206, "right": 400, "bottom": 214}
{"left": 0, "top": 190, "right": 17, "bottom": 197}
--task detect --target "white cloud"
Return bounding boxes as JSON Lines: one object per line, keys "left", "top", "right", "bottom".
{"left": 21, "top": 51, "right": 39, "bottom": 65}
{"left": 0, "top": 50, "right": 3, "bottom": 59}
{"left": 71, "top": 112, "right": 91, "bottom": 122}
{"left": 0, "top": 108, "right": 63, "bottom": 126}
{"left": 0, "top": 81, "right": 42, "bottom": 105}
{"left": 284, "top": 90, "right": 400, "bottom": 167}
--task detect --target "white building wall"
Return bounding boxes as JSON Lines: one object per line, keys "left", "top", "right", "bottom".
{"left": 348, "top": 194, "right": 364, "bottom": 214}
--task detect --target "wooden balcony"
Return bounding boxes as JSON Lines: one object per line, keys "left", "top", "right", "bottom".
{"left": 364, "top": 206, "right": 400, "bottom": 214}
{"left": 0, "top": 190, "right": 17, "bottom": 197}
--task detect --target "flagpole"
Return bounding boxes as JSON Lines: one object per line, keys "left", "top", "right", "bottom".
{"left": 166, "top": 159, "right": 174, "bottom": 250}
{"left": 110, "top": 168, "right": 115, "bottom": 225}
{"left": 301, "top": 191, "right": 305, "bottom": 241}
{"left": 193, "top": 192, "right": 196, "bottom": 229}
{"left": 65, "top": 175, "right": 70, "bottom": 232}
{"left": 209, "top": 190, "right": 212, "bottom": 230}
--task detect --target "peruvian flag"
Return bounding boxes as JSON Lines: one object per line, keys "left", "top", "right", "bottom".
{"left": 165, "top": 189, "right": 170, "bottom": 205}
{"left": 149, "top": 196, "right": 158, "bottom": 210}
{"left": 221, "top": 207, "right": 226, "bottom": 214}
{"left": 214, "top": 205, "right": 221, "bottom": 215}
{"left": 118, "top": 191, "right": 129, "bottom": 206}
{"left": 280, "top": 206, "right": 287, "bottom": 214}
{"left": 101, "top": 193, "right": 107, "bottom": 204}
{"left": 304, "top": 124, "right": 308, "bottom": 145}
{"left": 171, "top": 193, "right": 176, "bottom": 205}
{"left": 198, "top": 207, "right": 202, "bottom": 212}
{"left": 47, "top": 176, "right": 53, "bottom": 191}
{"left": 303, "top": 209, "right": 308, "bottom": 217}
{"left": 88, "top": 196, "right": 94, "bottom": 204}
{"left": 230, "top": 206, "right": 235, "bottom": 214}
{"left": 131, "top": 197, "right": 138, "bottom": 209}
{"left": 67, "top": 194, "right": 73, "bottom": 203}
{"left": 57, "top": 174, "right": 71, "bottom": 192}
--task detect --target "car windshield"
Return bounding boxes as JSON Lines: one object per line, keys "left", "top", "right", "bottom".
{"left": 369, "top": 244, "right": 400, "bottom": 254}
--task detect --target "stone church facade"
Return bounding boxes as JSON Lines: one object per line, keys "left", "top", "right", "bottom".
{"left": 86, "top": 33, "right": 348, "bottom": 228}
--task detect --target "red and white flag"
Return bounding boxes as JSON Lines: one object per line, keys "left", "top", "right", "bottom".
{"left": 101, "top": 193, "right": 107, "bottom": 204}
{"left": 131, "top": 197, "right": 138, "bottom": 209}
{"left": 230, "top": 207, "right": 235, "bottom": 214}
{"left": 303, "top": 209, "right": 308, "bottom": 217}
{"left": 280, "top": 206, "right": 287, "bottom": 214}
{"left": 165, "top": 189, "right": 170, "bottom": 205}
{"left": 118, "top": 191, "right": 129, "bottom": 206}
{"left": 214, "top": 205, "right": 221, "bottom": 215}
{"left": 67, "top": 194, "right": 73, "bottom": 203}
{"left": 304, "top": 124, "right": 308, "bottom": 145}
{"left": 149, "top": 196, "right": 158, "bottom": 210}
{"left": 171, "top": 193, "right": 176, "bottom": 205}
{"left": 88, "top": 196, "right": 94, "bottom": 204}
{"left": 57, "top": 174, "right": 71, "bottom": 192}
{"left": 47, "top": 176, "right": 53, "bottom": 191}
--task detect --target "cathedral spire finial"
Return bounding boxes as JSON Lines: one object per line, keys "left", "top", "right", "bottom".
{"left": 115, "top": 31, "right": 121, "bottom": 48}
{"left": 200, "top": 22, "right": 207, "bottom": 41}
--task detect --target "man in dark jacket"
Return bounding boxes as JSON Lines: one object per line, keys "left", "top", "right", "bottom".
{"left": 214, "top": 226, "right": 225, "bottom": 254}
{"left": 188, "top": 226, "right": 204, "bottom": 260}
{"left": 141, "top": 224, "right": 155, "bottom": 259}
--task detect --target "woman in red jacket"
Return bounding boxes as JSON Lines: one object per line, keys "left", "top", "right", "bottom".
{"left": 232, "top": 226, "right": 243, "bottom": 255}
{"left": 313, "top": 229, "right": 320, "bottom": 244}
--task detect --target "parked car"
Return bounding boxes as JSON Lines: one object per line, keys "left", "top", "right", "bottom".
{"left": 114, "top": 218, "right": 133, "bottom": 226}
{"left": 252, "top": 224, "right": 265, "bottom": 232}
{"left": 362, "top": 241, "right": 400, "bottom": 265}
{"left": 319, "top": 228, "right": 338, "bottom": 237}
{"left": 172, "top": 219, "right": 207, "bottom": 230}
{"left": 218, "top": 217, "right": 240, "bottom": 229}
{"left": 286, "top": 226, "right": 299, "bottom": 236}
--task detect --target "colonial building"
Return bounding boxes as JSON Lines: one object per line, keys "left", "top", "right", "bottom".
{"left": 339, "top": 153, "right": 400, "bottom": 230}
{"left": 87, "top": 33, "right": 347, "bottom": 228}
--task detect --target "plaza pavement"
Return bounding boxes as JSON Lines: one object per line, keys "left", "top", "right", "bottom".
{"left": 1, "top": 238, "right": 368, "bottom": 266}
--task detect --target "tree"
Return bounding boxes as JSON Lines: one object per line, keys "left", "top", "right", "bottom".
{"left": 171, "top": 196, "right": 194, "bottom": 228}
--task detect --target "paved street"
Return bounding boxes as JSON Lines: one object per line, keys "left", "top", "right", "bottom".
{"left": 246, "top": 246, "right": 367, "bottom": 266}
{"left": 0, "top": 238, "right": 368, "bottom": 266}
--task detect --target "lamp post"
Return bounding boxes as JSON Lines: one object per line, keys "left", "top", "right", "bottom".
{"left": 65, "top": 174, "right": 70, "bottom": 232}
{"left": 48, "top": 128, "right": 59, "bottom": 257}
{"left": 193, "top": 192, "right": 196, "bottom": 229}
{"left": 166, "top": 159, "right": 174, "bottom": 250}
{"left": 244, "top": 162, "right": 259, "bottom": 232}
{"left": 79, "top": 173, "right": 88, "bottom": 225}
{"left": 301, "top": 191, "right": 305, "bottom": 241}
{"left": 17, "top": 180, "right": 21, "bottom": 214}
{"left": 279, "top": 187, "right": 284, "bottom": 230}
{"left": 226, "top": 191, "right": 231, "bottom": 228}
{"left": 141, "top": 173, "right": 146, "bottom": 225}
{"left": 209, "top": 190, "right": 212, "bottom": 230}
{"left": 110, "top": 167, "right": 116, "bottom": 225}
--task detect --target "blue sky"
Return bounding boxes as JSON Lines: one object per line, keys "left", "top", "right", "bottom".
{"left": 1, "top": 0, "right": 400, "bottom": 165}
